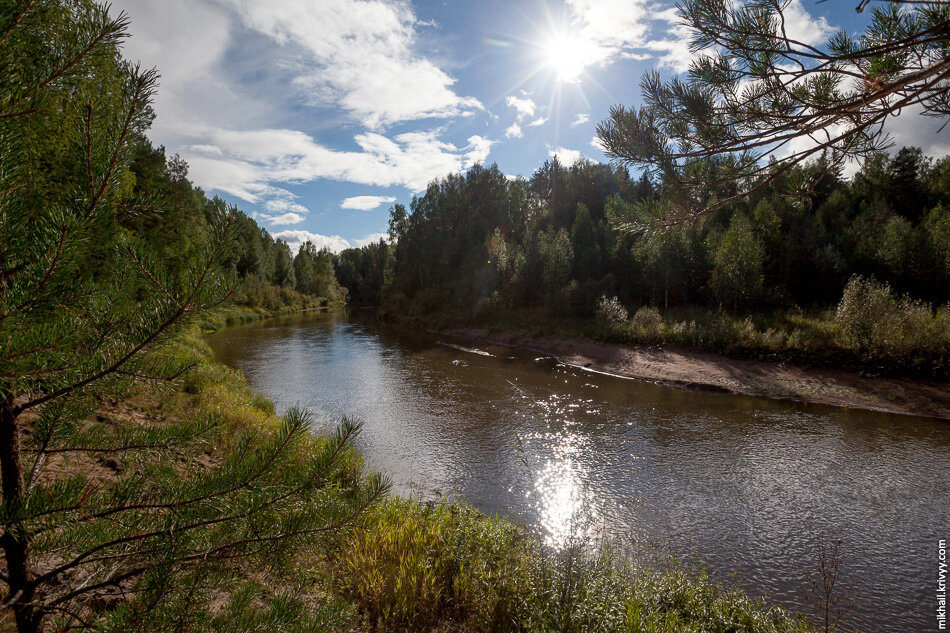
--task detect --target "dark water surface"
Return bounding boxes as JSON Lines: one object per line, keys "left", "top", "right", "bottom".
{"left": 208, "top": 310, "right": 949, "bottom": 632}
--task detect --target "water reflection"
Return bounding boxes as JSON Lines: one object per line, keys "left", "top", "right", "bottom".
{"left": 208, "top": 310, "right": 950, "bottom": 633}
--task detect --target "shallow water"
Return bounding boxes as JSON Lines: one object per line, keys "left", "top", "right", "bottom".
{"left": 208, "top": 310, "right": 950, "bottom": 632}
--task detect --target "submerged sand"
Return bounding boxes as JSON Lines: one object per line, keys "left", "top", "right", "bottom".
{"left": 442, "top": 328, "right": 950, "bottom": 420}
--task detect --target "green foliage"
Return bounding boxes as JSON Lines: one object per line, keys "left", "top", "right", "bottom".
{"left": 335, "top": 238, "right": 393, "bottom": 305}
{"left": 349, "top": 141, "right": 950, "bottom": 374}
{"left": 596, "top": 0, "right": 950, "bottom": 224}
{"left": 294, "top": 241, "right": 347, "bottom": 304}
{"left": 0, "top": 3, "right": 361, "bottom": 631}
{"left": 709, "top": 214, "right": 765, "bottom": 309}
{"left": 630, "top": 306, "right": 665, "bottom": 343}
{"left": 335, "top": 498, "right": 814, "bottom": 633}
{"left": 596, "top": 296, "right": 629, "bottom": 330}
{"left": 835, "top": 275, "right": 950, "bottom": 362}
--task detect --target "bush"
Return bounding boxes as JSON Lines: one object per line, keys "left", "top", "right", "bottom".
{"left": 630, "top": 306, "right": 665, "bottom": 342}
{"left": 835, "top": 275, "right": 948, "bottom": 358}
{"left": 596, "top": 295, "right": 629, "bottom": 330}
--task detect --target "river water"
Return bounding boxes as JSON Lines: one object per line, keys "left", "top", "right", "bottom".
{"left": 208, "top": 310, "right": 949, "bottom": 632}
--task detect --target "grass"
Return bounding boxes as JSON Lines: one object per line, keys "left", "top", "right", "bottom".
{"left": 331, "top": 498, "right": 814, "bottom": 633}
{"left": 113, "top": 314, "right": 822, "bottom": 632}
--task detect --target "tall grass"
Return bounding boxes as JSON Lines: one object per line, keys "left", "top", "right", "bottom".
{"left": 333, "top": 498, "right": 814, "bottom": 633}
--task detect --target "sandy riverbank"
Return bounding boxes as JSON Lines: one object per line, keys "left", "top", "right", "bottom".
{"left": 442, "top": 328, "right": 950, "bottom": 419}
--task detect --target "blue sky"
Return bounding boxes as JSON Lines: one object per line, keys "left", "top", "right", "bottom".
{"left": 114, "top": 0, "right": 949, "bottom": 253}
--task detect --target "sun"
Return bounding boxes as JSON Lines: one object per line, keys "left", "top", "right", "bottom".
{"left": 541, "top": 31, "right": 600, "bottom": 83}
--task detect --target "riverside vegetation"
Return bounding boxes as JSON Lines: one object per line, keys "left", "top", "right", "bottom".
{"left": 0, "top": 0, "right": 937, "bottom": 631}
{"left": 336, "top": 156, "right": 950, "bottom": 378}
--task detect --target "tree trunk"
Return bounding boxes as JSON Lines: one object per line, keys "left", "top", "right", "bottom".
{"left": 0, "top": 399, "right": 40, "bottom": 633}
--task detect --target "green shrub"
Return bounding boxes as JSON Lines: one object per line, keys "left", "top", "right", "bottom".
{"left": 835, "top": 275, "right": 949, "bottom": 359}
{"left": 596, "top": 295, "right": 629, "bottom": 330}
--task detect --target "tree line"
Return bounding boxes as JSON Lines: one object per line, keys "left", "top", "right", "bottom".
{"left": 127, "top": 139, "right": 346, "bottom": 310}
{"left": 336, "top": 149, "right": 949, "bottom": 319}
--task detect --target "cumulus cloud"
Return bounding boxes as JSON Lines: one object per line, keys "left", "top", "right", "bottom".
{"left": 590, "top": 135, "right": 607, "bottom": 152}
{"left": 341, "top": 195, "right": 397, "bottom": 211}
{"left": 271, "top": 229, "right": 389, "bottom": 252}
{"left": 182, "top": 127, "right": 495, "bottom": 209}
{"left": 641, "top": 8, "right": 699, "bottom": 73}
{"left": 221, "top": 0, "right": 482, "bottom": 128}
{"left": 216, "top": 0, "right": 482, "bottom": 128}
{"left": 505, "top": 123, "right": 523, "bottom": 139}
{"left": 504, "top": 96, "right": 546, "bottom": 136}
{"left": 264, "top": 212, "right": 306, "bottom": 225}
{"left": 506, "top": 95, "right": 537, "bottom": 120}
{"left": 464, "top": 135, "right": 494, "bottom": 166}
{"left": 572, "top": 113, "right": 590, "bottom": 127}
{"left": 114, "top": 0, "right": 248, "bottom": 144}
{"left": 781, "top": 0, "right": 835, "bottom": 47}
{"left": 264, "top": 197, "right": 309, "bottom": 215}
{"left": 271, "top": 230, "right": 351, "bottom": 253}
{"left": 885, "top": 103, "right": 950, "bottom": 159}
{"left": 548, "top": 146, "right": 585, "bottom": 165}
{"left": 355, "top": 232, "right": 389, "bottom": 247}
{"left": 113, "top": 0, "right": 489, "bottom": 230}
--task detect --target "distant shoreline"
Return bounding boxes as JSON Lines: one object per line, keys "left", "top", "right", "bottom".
{"left": 440, "top": 327, "right": 950, "bottom": 420}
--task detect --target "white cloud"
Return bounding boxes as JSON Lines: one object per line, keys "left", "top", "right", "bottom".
{"left": 182, "top": 127, "right": 495, "bottom": 208}
{"left": 506, "top": 95, "right": 537, "bottom": 120}
{"left": 885, "top": 103, "right": 950, "bottom": 158}
{"left": 264, "top": 212, "right": 306, "bottom": 225}
{"left": 114, "top": 0, "right": 498, "bottom": 234}
{"left": 781, "top": 0, "right": 835, "bottom": 47}
{"left": 355, "top": 232, "right": 389, "bottom": 247}
{"left": 548, "top": 146, "right": 585, "bottom": 165}
{"left": 272, "top": 230, "right": 351, "bottom": 253}
{"left": 643, "top": 8, "right": 697, "bottom": 74}
{"left": 572, "top": 113, "right": 590, "bottom": 127}
{"left": 264, "top": 198, "right": 309, "bottom": 215}
{"left": 785, "top": 103, "right": 950, "bottom": 177}
{"left": 341, "top": 195, "right": 397, "bottom": 211}
{"left": 464, "top": 135, "right": 494, "bottom": 166}
{"left": 114, "top": 0, "right": 252, "bottom": 145}
{"left": 567, "top": 0, "right": 651, "bottom": 50}
{"left": 216, "top": 0, "right": 481, "bottom": 128}
{"left": 271, "top": 229, "right": 391, "bottom": 252}
{"left": 504, "top": 96, "right": 546, "bottom": 136}
{"left": 590, "top": 135, "right": 607, "bottom": 152}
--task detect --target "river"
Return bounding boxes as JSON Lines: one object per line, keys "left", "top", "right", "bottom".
{"left": 208, "top": 309, "right": 950, "bottom": 632}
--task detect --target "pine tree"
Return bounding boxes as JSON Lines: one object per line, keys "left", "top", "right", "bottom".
{"left": 0, "top": 3, "right": 385, "bottom": 631}
{"left": 597, "top": 0, "right": 950, "bottom": 226}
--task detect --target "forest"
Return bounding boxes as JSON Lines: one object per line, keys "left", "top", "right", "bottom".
{"left": 335, "top": 151, "right": 950, "bottom": 375}
{"left": 127, "top": 139, "right": 346, "bottom": 312}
